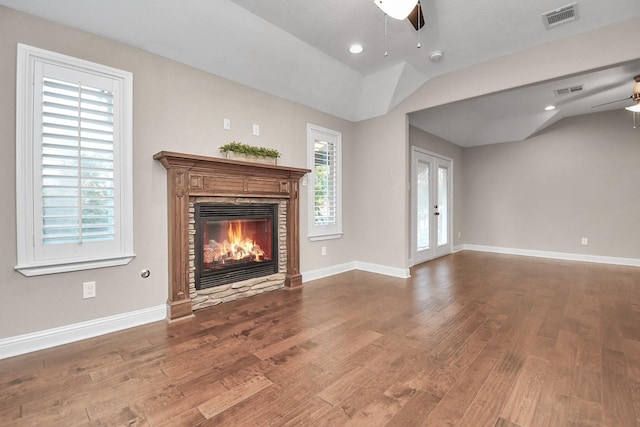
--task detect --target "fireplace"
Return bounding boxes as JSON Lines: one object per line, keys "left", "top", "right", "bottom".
{"left": 195, "top": 203, "right": 278, "bottom": 290}
{"left": 154, "top": 151, "right": 309, "bottom": 321}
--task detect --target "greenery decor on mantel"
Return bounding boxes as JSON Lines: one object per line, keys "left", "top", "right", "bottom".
{"left": 220, "top": 141, "right": 280, "bottom": 165}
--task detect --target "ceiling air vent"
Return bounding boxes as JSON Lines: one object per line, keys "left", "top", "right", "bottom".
{"left": 553, "top": 85, "right": 583, "bottom": 96}
{"left": 543, "top": 2, "right": 579, "bottom": 29}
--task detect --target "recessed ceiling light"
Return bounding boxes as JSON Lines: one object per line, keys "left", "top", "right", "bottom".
{"left": 545, "top": 105, "right": 556, "bottom": 111}
{"left": 349, "top": 44, "right": 364, "bottom": 54}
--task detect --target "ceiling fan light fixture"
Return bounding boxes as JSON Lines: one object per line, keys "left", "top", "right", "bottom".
{"left": 373, "top": 0, "right": 418, "bottom": 20}
{"left": 624, "top": 75, "right": 640, "bottom": 112}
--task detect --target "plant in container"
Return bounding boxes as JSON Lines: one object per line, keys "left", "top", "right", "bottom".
{"left": 219, "top": 141, "right": 280, "bottom": 165}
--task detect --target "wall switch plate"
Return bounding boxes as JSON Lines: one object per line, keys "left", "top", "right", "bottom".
{"left": 83, "top": 281, "right": 96, "bottom": 299}
{"left": 321, "top": 246, "right": 327, "bottom": 256}
{"left": 223, "top": 118, "right": 231, "bottom": 130}
{"left": 581, "top": 237, "right": 588, "bottom": 246}
{"left": 252, "top": 124, "right": 260, "bottom": 136}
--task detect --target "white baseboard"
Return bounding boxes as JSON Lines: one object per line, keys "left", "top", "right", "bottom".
{"left": 302, "top": 262, "right": 357, "bottom": 282}
{"left": 452, "top": 244, "right": 464, "bottom": 253}
{"left": 0, "top": 304, "right": 166, "bottom": 360}
{"left": 353, "top": 261, "right": 411, "bottom": 278}
{"left": 302, "top": 260, "right": 411, "bottom": 283}
{"left": 463, "top": 244, "right": 640, "bottom": 267}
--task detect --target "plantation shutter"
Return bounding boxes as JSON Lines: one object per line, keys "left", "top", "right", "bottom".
{"left": 307, "top": 124, "right": 341, "bottom": 241}
{"left": 16, "top": 44, "right": 134, "bottom": 276}
{"left": 40, "top": 76, "right": 116, "bottom": 245}
{"left": 313, "top": 139, "right": 338, "bottom": 226}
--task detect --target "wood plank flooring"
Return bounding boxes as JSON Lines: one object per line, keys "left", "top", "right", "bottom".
{"left": 1, "top": 251, "right": 639, "bottom": 426}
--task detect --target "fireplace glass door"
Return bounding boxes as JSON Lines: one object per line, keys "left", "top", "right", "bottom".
{"left": 195, "top": 204, "right": 278, "bottom": 289}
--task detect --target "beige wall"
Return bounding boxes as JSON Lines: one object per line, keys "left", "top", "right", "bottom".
{"left": 408, "top": 126, "right": 464, "bottom": 249}
{"left": 462, "top": 110, "right": 640, "bottom": 258}
{"left": 0, "top": 7, "right": 356, "bottom": 338}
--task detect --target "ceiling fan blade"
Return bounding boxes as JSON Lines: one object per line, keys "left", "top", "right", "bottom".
{"left": 407, "top": 2, "right": 425, "bottom": 31}
{"left": 590, "top": 96, "right": 631, "bottom": 108}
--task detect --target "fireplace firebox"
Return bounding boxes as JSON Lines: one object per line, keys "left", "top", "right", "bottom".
{"left": 195, "top": 203, "right": 278, "bottom": 290}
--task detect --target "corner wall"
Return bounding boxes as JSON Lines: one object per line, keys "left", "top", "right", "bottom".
{"left": 352, "top": 111, "right": 409, "bottom": 272}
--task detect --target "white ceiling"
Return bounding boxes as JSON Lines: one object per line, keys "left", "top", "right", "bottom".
{"left": 410, "top": 59, "right": 640, "bottom": 147}
{"left": 2, "top": 0, "right": 640, "bottom": 146}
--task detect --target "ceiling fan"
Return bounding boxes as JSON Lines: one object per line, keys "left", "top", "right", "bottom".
{"left": 591, "top": 74, "right": 640, "bottom": 110}
{"left": 374, "top": 0, "right": 425, "bottom": 30}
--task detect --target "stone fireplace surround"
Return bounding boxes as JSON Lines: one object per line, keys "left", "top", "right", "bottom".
{"left": 154, "top": 151, "right": 310, "bottom": 321}
{"left": 188, "top": 197, "right": 288, "bottom": 311}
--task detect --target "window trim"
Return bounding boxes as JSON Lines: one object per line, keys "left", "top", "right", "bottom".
{"left": 15, "top": 44, "right": 135, "bottom": 276}
{"left": 307, "top": 123, "right": 343, "bottom": 241}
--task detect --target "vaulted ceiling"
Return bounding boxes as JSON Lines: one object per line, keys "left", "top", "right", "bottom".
{"left": 2, "top": 0, "right": 640, "bottom": 146}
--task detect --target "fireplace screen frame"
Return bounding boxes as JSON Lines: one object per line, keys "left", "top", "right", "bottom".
{"left": 195, "top": 203, "right": 279, "bottom": 290}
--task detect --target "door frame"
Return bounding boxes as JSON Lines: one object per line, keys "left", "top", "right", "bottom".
{"left": 409, "top": 146, "right": 453, "bottom": 267}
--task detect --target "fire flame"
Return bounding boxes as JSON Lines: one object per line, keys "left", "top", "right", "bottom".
{"left": 203, "top": 220, "right": 266, "bottom": 265}
{"left": 224, "top": 221, "right": 264, "bottom": 261}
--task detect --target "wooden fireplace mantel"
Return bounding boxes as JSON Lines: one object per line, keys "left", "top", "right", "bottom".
{"left": 154, "top": 151, "right": 310, "bottom": 321}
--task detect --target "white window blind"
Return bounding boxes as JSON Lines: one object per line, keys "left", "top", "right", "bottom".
{"left": 307, "top": 124, "right": 342, "bottom": 241}
{"left": 16, "top": 44, "right": 134, "bottom": 276}
{"left": 41, "top": 77, "right": 116, "bottom": 245}
{"left": 313, "top": 139, "right": 338, "bottom": 226}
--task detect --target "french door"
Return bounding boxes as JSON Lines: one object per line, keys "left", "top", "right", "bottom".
{"left": 410, "top": 147, "right": 452, "bottom": 266}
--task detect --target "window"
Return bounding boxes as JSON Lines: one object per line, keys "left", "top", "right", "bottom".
{"left": 307, "top": 123, "right": 342, "bottom": 241}
{"left": 16, "top": 44, "right": 134, "bottom": 276}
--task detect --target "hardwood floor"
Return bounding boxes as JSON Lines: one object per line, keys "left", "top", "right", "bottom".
{"left": 1, "top": 251, "right": 639, "bottom": 426}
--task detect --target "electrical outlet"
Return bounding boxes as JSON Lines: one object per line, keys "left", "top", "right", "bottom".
{"left": 223, "top": 118, "right": 231, "bottom": 130}
{"left": 83, "top": 281, "right": 96, "bottom": 299}
{"left": 253, "top": 124, "right": 260, "bottom": 136}
{"left": 581, "top": 237, "right": 588, "bottom": 246}
{"left": 321, "top": 246, "right": 327, "bottom": 256}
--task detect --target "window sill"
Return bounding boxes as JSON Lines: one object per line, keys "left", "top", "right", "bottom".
{"left": 15, "top": 254, "right": 136, "bottom": 277}
{"left": 308, "top": 233, "right": 343, "bottom": 242}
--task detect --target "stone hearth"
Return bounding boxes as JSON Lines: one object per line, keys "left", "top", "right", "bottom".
{"left": 154, "top": 151, "right": 309, "bottom": 321}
